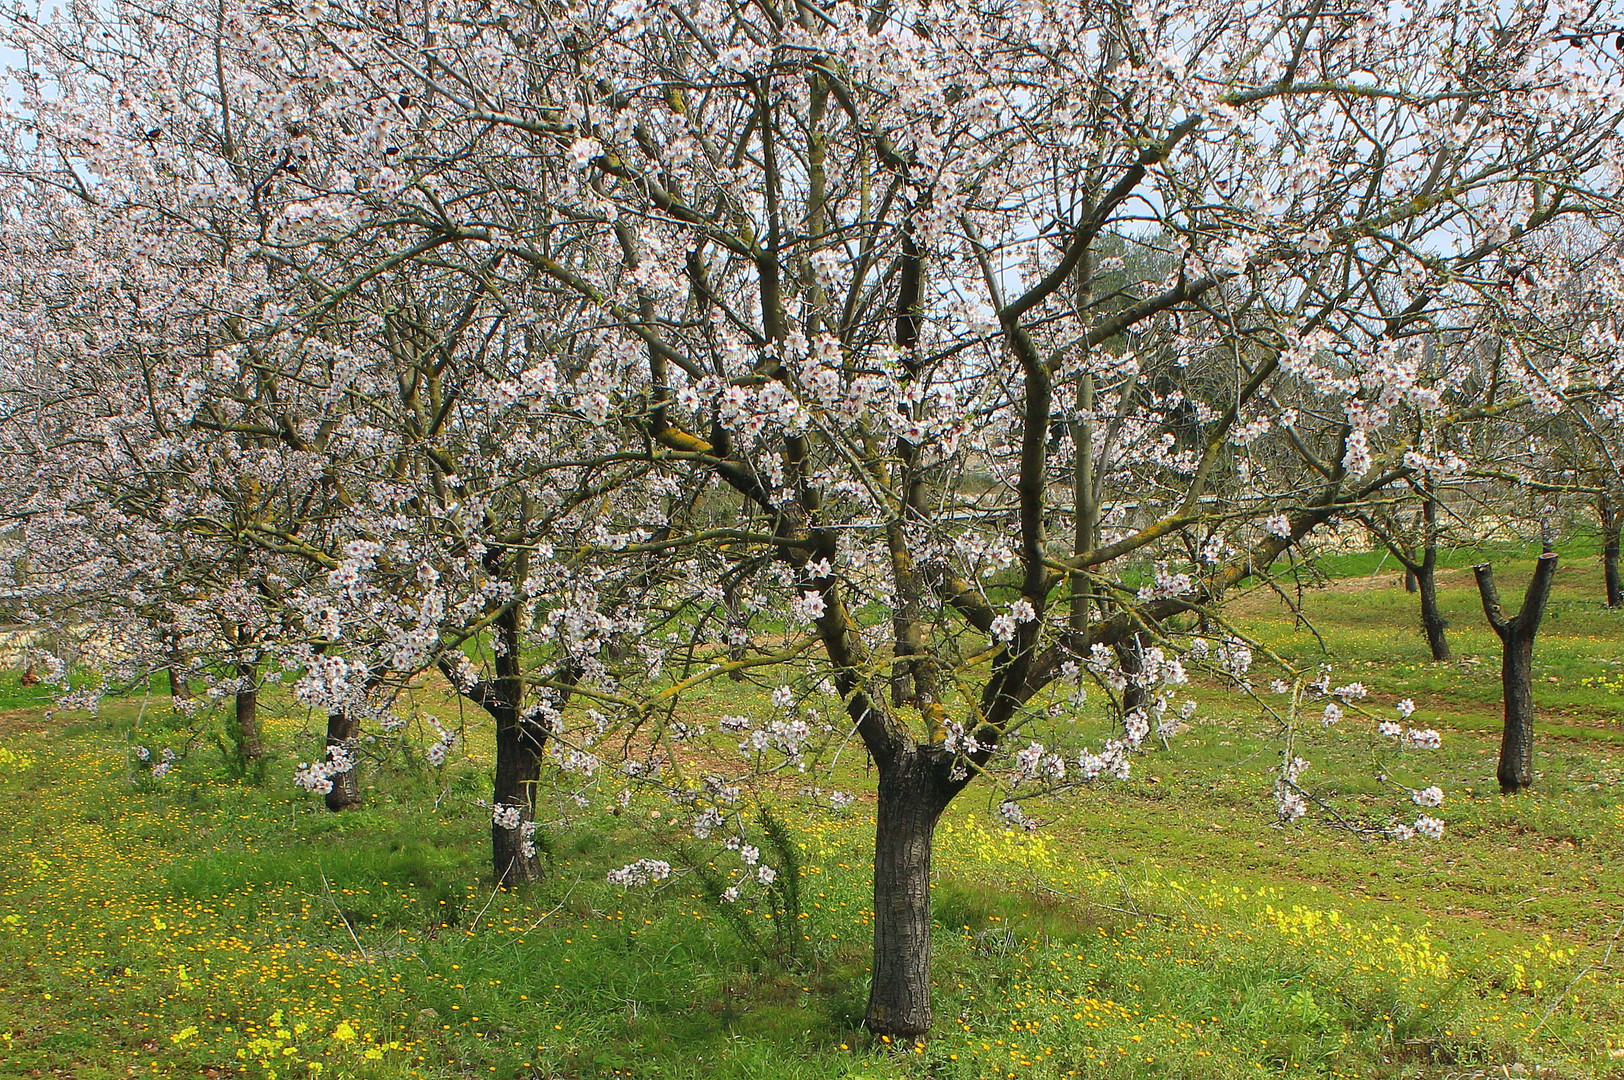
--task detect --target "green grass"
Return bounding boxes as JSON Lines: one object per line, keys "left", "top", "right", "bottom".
{"left": 1233, "top": 547, "right": 1624, "bottom": 736}
{"left": 1, "top": 547, "right": 1622, "bottom": 1079}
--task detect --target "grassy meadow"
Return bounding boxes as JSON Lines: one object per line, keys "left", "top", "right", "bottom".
{"left": 1, "top": 544, "right": 1622, "bottom": 1080}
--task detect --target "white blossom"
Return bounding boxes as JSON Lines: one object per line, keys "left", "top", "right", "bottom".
{"left": 1275, "top": 790, "right": 1308, "bottom": 823}
{"left": 1407, "top": 728, "right": 1442, "bottom": 750}
{"left": 607, "top": 859, "right": 672, "bottom": 887}
{"left": 1412, "top": 786, "right": 1444, "bottom": 808}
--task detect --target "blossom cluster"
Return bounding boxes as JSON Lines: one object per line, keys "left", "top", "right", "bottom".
{"left": 131, "top": 745, "right": 178, "bottom": 780}
{"left": 293, "top": 744, "right": 356, "bottom": 796}
{"left": 605, "top": 859, "right": 672, "bottom": 888}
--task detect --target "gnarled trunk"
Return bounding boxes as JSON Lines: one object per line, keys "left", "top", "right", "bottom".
{"left": 476, "top": 604, "right": 547, "bottom": 887}
{"left": 1475, "top": 553, "right": 1558, "bottom": 794}
{"left": 324, "top": 709, "right": 363, "bottom": 811}
{"left": 1496, "top": 628, "right": 1538, "bottom": 793}
{"left": 866, "top": 751, "right": 952, "bottom": 1041}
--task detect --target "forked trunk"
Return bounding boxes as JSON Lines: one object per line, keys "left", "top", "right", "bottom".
{"left": 234, "top": 662, "right": 263, "bottom": 762}
{"left": 866, "top": 752, "right": 952, "bottom": 1041}
{"left": 1475, "top": 553, "right": 1558, "bottom": 794}
{"left": 324, "top": 709, "right": 363, "bottom": 811}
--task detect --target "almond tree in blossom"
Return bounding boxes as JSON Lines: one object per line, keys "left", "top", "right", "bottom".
{"left": 4, "top": 0, "right": 1624, "bottom": 1042}
{"left": 0, "top": 2, "right": 655, "bottom": 869}
{"left": 379, "top": 0, "right": 1622, "bottom": 1037}
{"left": 0, "top": 124, "right": 322, "bottom": 769}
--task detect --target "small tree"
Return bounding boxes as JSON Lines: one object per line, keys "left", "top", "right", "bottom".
{"left": 1474, "top": 553, "right": 1560, "bottom": 794}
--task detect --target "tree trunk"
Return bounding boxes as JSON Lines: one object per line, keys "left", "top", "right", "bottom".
{"left": 1497, "top": 629, "right": 1538, "bottom": 793}
{"left": 234, "top": 662, "right": 263, "bottom": 762}
{"left": 491, "top": 701, "right": 546, "bottom": 886}
{"left": 1417, "top": 491, "right": 1450, "bottom": 661}
{"left": 866, "top": 751, "right": 952, "bottom": 1041}
{"left": 1416, "top": 546, "right": 1451, "bottom": 663}
{"left": 1114, "top": 631, "right": 1147, "bottom": 715}
{"left": 1404, "top": 567, "right": 1418, "bottom": 593}
{"left": 1475, "top": 553, "right": 1558, "bottom": 794}
{"left": 324, "top": 709, "right": 363, "bottom": 811}
{"left": 162, "top": 629, "right": 192, "bottom": 702}
{"left": 1602, "top": 494, "right": 1622, "bottom": 609}
{"left": 723, "top": 579, "right": 749, "bottom": 678}
{"left": 483, "top": 604, "right": 546, "bottom": 887}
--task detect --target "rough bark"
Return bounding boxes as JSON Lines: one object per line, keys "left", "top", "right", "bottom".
{"left": 866, "top": 750, "right": 953, "bottom": 1041}
{"left": 234, "top": 661, "right": 263, "bottom": 762}
{"left": 490, "top": 696, "right": 546, "bottom": 886}
{"left": 323, "top": 709, "right": 364, "bottom": 811}
{"left": 1475, "top": 553, "right": 1558, "bottom": 794}
{"left": 1496, "top": 629, "right": 1538, "bottom": 793}
{"left": 1404, "top": 567, "right": 1418, "bottom": 593}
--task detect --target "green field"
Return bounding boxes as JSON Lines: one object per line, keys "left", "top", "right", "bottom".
{"left": 2, "top": 548, "right": 1622, "bottom": 1079}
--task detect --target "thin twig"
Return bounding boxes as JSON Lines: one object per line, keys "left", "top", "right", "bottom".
{"left": 319, "top": 870, "right": 371, "bottom": 963}
{"left": 1529, "top": 906, "right": 1624, "bottom": 1036}
{"left": 1101, "top": 852, "right": 1145, "bottom": 917}
{"left": 514, "top": 874, "right": 583, "bottom": 937}
{"left": 467, "top": 863, "right": 513, "bottom": 934}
